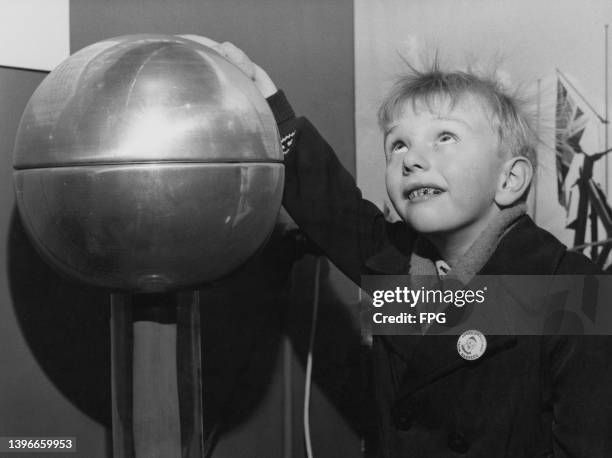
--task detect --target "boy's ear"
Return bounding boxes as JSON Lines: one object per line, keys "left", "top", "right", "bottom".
{"left": 495, "top": 156, "right": 533, "bottom": 207}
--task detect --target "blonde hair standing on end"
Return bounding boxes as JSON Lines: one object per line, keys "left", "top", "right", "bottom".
{"left": 377, "top": 58, "right": 539, "bottom": 169}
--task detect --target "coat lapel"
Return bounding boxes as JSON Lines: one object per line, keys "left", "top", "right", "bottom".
{"left": 395, "top": 335, "right": 517, "bottom": 400}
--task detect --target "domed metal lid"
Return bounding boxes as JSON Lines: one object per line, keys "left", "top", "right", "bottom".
{"left": 13, "top": 34, "right": 281, "bottom": 169}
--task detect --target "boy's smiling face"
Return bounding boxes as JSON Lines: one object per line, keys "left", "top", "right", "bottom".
{"left": 384, "top": 94, "right": 505, "bottom": 239}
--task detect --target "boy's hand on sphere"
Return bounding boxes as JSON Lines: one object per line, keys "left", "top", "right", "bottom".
{"left": 179, "top": 35, "right": 278, "bottom": 98}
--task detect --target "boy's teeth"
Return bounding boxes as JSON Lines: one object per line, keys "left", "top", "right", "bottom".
{"left": 408, "top": 187, "right": 441, "bottom": 200}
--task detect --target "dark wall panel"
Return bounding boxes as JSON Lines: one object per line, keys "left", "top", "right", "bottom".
{"left": 0, "top": 67, "right": 110, "bottom": 457}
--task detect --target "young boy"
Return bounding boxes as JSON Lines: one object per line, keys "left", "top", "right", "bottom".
{"left": 208, "top": 39, "right": 612, "bottom": 457}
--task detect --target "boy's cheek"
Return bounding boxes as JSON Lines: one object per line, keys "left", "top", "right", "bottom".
{"left": 385, "top": 174, "right": 399, "bottom": 199}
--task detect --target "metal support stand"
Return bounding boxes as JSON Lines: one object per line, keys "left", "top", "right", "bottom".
{"left": 110, "top": 291, "right": 203, "bottom": 458}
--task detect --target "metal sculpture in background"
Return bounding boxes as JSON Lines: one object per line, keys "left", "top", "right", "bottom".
{"left": 12, "top": 34, "right": 284, "bottom": 457}
{"left": 555, "top": 69, "right": 612, "bottom": 270}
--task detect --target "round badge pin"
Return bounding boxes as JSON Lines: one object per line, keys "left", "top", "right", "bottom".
{"left": 457, "top": 330, "right": 487, "bottom": 360}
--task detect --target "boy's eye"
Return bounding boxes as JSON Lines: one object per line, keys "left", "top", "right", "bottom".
{"left": 390, "top": 141, "right": 408, "bottom": 153}
{"left": 437, "top": 132, "right": 457, "bottom": 144}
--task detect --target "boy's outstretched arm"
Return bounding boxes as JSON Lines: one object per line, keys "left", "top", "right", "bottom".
{"left": 272, "top": 95, "right": 401, "bottom": 284}
{"left": 200, "top": 38, "right": 411, "bottom": 285}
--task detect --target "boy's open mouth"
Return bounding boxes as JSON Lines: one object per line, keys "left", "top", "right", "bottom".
{"left": 406, "top": 187, "right": 444, "bottom": 202}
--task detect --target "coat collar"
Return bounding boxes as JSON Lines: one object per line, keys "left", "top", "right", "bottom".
{"left": 478, "top": 215, "right": 567, "bottom": 275}
{"left": 364, "top": 215, "right": 568, "bottom": 276}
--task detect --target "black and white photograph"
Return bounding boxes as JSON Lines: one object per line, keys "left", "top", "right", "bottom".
{"left": 1, "top": 1, "right": 612, "bottom": 457}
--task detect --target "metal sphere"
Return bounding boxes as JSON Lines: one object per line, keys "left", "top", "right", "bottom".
{"left": 13, "top": 34, "right": 284, "bottom": 292}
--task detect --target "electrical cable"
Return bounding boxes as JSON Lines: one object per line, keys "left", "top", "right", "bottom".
{"left": 303, "top": 256, "right": 322, "bottom": 458}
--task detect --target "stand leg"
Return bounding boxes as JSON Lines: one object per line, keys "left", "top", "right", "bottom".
{"left": 110, "top": 291, "right": 203, "bottom": 458}
{"left": 111, "top": 294, "right": 133, "bottom": 458}
{"left": 176, "top": 291, "right": 204, "bottom": 458}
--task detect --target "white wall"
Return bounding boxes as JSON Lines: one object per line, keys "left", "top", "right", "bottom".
{"left": 0, "top": 0, "right": 70, "bottom": 71}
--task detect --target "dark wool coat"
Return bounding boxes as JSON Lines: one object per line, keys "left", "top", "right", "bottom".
{"left": 268, "top": 91, "right": 612, "bottom": 457}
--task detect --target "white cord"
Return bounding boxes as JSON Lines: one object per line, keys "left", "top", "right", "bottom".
{"left": 303, "top": 256, "right": 322, "bottom": 458}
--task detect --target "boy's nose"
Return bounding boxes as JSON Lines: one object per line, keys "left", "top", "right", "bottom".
{"left": 402, "top": 149, "right": 430, "bottom": 174}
